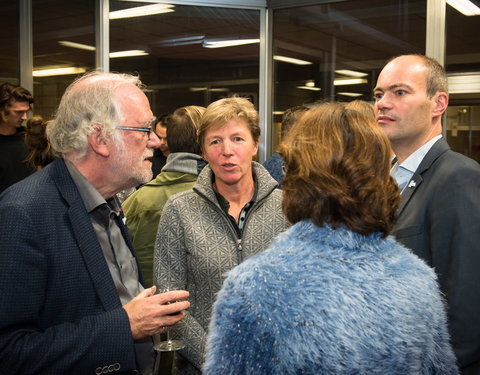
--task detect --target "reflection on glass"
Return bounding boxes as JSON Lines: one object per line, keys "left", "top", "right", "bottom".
{"left": 272, "top": 0, "right": 426, "bottom": 150}
{"left": 445, "top": 4, "right": 480, "bottom": 162}
{"left": 32, "top": 0, "right": 95, "bottom": 119}
{"left": 109, "top": 2, "right": 260, "bottom": 117}
{"left": 0, "top": 2, "right": 20, "bottom": 84}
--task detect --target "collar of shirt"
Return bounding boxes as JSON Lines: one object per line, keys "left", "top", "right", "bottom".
{"left": 391, "top": 135, "right": 442, "bottom": 189}
{"left": 64, "top": 159, "right": 120, "bottom": 216}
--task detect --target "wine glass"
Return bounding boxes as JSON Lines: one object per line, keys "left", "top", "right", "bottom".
{"left": 154, "top": 287, "right": 186, "bottom": 352}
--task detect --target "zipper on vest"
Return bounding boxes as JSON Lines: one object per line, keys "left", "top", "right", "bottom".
{"left": 237, "top": 238, "right": 243, "bottom": 262}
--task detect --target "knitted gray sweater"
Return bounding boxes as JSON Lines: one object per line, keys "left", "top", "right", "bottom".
{"left": 154, "top": 162, "right": 290, "bottom": 374}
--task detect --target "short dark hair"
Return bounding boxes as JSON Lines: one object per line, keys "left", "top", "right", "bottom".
{"left": 0, "top": 83, "right": 34, "bottom": 122}
{"left": 281, "top": 105, "right": 308, "bottom": 139}
{"left": 387, "top": 54, "right": 448, "bottom": 98}
{"left": 165, "top": 105, "right": 205, "bottom": 154}
{"left": 279, "top": 103, "right": 400, "bottom": 237}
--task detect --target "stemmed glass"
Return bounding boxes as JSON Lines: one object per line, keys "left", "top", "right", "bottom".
{"left": 154, "top": 287, "right": 185, "bottom": 352}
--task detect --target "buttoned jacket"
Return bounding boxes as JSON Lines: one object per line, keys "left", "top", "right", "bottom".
{"left": 0, "top": 158, "right": 141, "bottom": 375}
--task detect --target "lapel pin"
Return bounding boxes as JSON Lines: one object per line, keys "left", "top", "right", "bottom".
{"left": 408, "top": 180, "right": 416, "bottom": 188}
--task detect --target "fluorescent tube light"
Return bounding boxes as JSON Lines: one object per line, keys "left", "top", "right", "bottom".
{"left": 110, "top": 4, "right": 174, "bottom": 19}
{"left": 448, "top": 73, "right": 480, "bottom": 93}
{"left": 335, "top": 69, "right": 368, "bottom": 78}
{"left": 203, "top": 39, "right": 260, "bottom": 48}
{"left": 446, "top": 0, "right": 480, "bottom": 15}
{"left": 58, "top": 41, "right": 96, "bottom": 51}
{"left": 296, "top": 85, "right": 321, "bottom": 91}
{"left": 189, "top": 87, "right": 229, "bottom": 92}
{"left": 274, "top": 55, "right": 312, "bottom": 65}
{"left": 33, "top": 67, "right": 87, "bottom": 77}
{"left": 334, "top": 78, "right": 368, "bottom": 86}
{"left": 337, "top": 92, "right": 363, "bottom": 97}
{"left": 109, "top": 50, "right": 148, "bottom": 58}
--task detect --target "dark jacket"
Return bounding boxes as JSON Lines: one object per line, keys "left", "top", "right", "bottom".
{"left": 0, "top": 158, "right": 141, "bottom": 375}
{"left": 392, "top": 138, "right": 480, "bottom": 373}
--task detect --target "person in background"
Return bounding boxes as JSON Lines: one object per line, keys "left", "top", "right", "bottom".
{"left": 151, "top": 114, "right": 170, "bottom": 176}
{"left": 0, "top": 71, "right": 189, "bottom": 375}
{"left": 24, "top": 115, "right": 57, "bottom": 170}
{"left": 263, "top": 105, "right": 308, "bottom": 187}
{"left": 204, "top": 102, "right": 458, "bottom": 375}
{"left": 374, "top": 54, "right": 480, "bottom": 374}
{"left": 123, "top": 105, "right": 206, "bottom": 288}
{"left": 0, "top": 82, "right": 35, "bottom": 193}
{"left": 154, "top": 96, "right": 290, "bottom": 374}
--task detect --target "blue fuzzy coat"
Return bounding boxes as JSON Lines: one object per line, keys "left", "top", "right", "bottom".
{"left": 204, "top": 221, "right": 458, "bottom": 374}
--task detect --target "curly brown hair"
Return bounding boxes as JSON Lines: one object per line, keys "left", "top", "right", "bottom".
{"left": 279, "top": 102, "right": 400, "bottom": 237}
{"left": 25, "top": 116, "right": 57, "bottom": 170}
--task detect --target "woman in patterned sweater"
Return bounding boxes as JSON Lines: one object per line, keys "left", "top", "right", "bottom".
{"left": 154, "top": 97, "right": 290, "bottom": 374}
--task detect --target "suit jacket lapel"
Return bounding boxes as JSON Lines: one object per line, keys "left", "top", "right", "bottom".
{"left": 50, "top": 159, "right": 122, "bottom": 311}
{"left": 398, "top": 174, "right": 423, "bottom": 215}
{"left": 397, "top": 138, "right": 450, "bottom": 215}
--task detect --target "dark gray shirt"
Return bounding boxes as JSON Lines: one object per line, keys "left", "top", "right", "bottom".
{"left": 65, "top": 160, "right": 155, "bottom": 375}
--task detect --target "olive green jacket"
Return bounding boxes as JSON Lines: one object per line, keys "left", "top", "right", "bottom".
{"left": 122, "top": 152, "right": 204, "bottom": 287}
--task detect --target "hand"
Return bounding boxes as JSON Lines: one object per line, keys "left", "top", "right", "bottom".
{"left": 123, "top": 286, "right": 190, "bottom": 340}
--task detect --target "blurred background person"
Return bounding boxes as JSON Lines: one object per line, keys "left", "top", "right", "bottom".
{"left": 24, "top": 115, "right": 57, "bottom": 170}
{"left": 151, "top": 114, "right": 170, "bottom": 176}
{"left": 123, "top": 105, "right": 206, "bottom": 288}
{"left": 154, "top": 96, "right": 290, "bottom": 374}
{"left": 204, "top": 103, "right": 457, "bottom": 375}
{"left": 263, "top": 105, "right": 308, "bottom": 188}
{"left": 0, "top": 82, "right": 35, "bottom": 194}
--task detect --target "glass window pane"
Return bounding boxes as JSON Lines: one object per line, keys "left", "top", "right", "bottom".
{"left": 272, "top": 1, "right": 426, "bottom": 149}
{"left": 109, "top": 2, "right": 260, "bottom": 117}
{"left": 0, "top": 1, "right": 20, "bottom": 85}
{"left": 445, "top": 3, "right": 480, "bottom": 162}
{"left": 32, "top": 0, "right": 95, "bottom": 118}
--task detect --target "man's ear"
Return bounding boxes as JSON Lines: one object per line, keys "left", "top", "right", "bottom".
{"left": 432, "top": 92, "right": 448, "bottom": 118}
{"left": 88, "top": 125, "right": 110, "bottom": 157}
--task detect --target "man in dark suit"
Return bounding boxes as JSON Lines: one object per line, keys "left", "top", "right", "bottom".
{"left": 374, "top": 54, "right": 480, "bottom": 374}
{"left": 0, "top": 72, "right": 190, "bottom": 375}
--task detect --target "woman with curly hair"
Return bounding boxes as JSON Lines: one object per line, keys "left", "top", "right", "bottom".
{"left": 204, "top": 103, "right": 458, "bottom": 374}
{"left": 25, "top": 115, "right": 56, "bottom": 170}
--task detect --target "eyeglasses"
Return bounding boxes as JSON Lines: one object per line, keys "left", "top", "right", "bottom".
{"left": 116, "top": 126, "right": 152, "bottom": 135}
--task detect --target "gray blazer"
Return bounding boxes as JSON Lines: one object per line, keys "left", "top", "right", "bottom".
{"left": 392, "top": 138, "right": 480, "bottom": 373}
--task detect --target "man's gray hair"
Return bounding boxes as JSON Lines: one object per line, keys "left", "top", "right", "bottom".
{"left": 46, "top": 71, "right": 144, "bottom": 159}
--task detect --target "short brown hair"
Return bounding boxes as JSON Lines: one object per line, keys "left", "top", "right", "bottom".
{"left": 387, "top": 54, "right": 448, "bottom": 98}
{"left": 279, "top": 103, "right": 400, "bottom": 237}
{"left": 165, "top": 105, "right": 205, "bottom": 155}
{"left": 198, "top": 97, "right": 260, "bottom": 153}
{"left": 281, "top": 105, "right": 308, "bottom": 139}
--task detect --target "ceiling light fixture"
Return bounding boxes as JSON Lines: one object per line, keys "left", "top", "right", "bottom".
{"left": 33, "top": 67, "right": 87, "bottom": 77}
{"left": 337, "top": 92, "right": 363, "bottom": 97}
{"left": 335, "top": 69, "right": 368, "bottom": 78}
{"left": 203, "top": 39, "right": 260, "bottom": 48}
{"left": 58, "top": 41, "right": 96, "bottom": 51}
{"left": 109, "top": 50, "right": 149, "bottom": 58}
{"left": 296, "top": 85, "right": 321, "bottom": 91}
{"left": 446, "top": 0, "right": 480, "bottom": 15}
{"left": 110, "top": 4, "right": 174, "bottom": 19}
{"left": 274, "top": 55, "right": 312, "bottom": 65}
{"left": 334, "top": 78, "right": 368, "bottom": 86}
